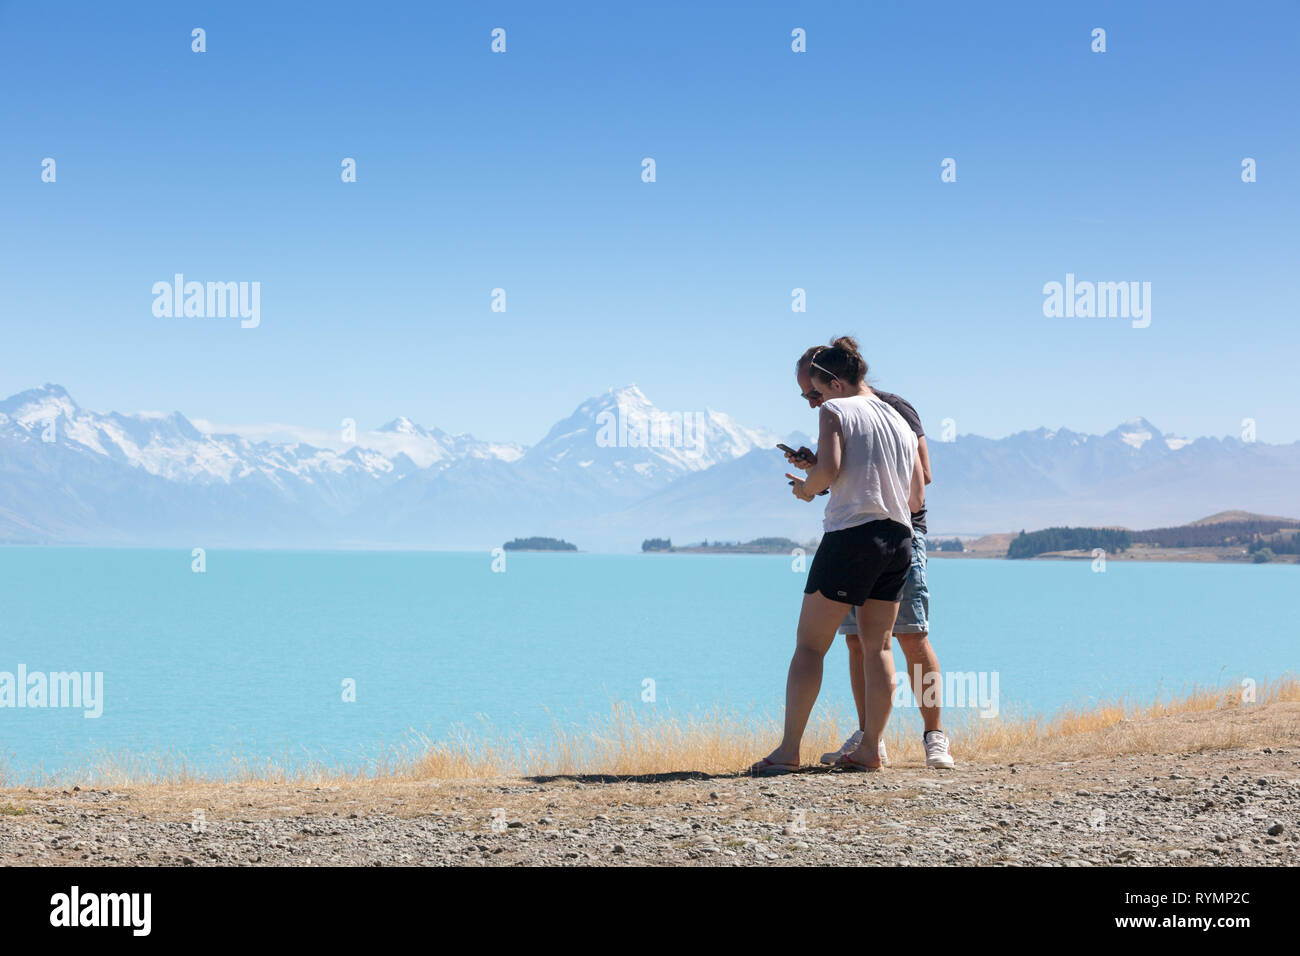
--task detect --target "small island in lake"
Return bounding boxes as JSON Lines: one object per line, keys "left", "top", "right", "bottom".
{"left": 503, "top": 537, "right": 578, "bottom": 552}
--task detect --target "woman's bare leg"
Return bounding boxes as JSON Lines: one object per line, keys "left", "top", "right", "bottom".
{"left": 761, "top": 591, "right": 850, "bottom": 766}
{"left": 846, "top": 631, "right": 897, "bottom": 732}
{"left": 845, "top": 598, "right": 900, "bottom": 767}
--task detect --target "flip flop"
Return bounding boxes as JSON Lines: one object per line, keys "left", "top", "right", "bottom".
{"left": 748, "top": 757, "right": 800, "bottom": 777}
{"left": 833, "top": 753, "right": 882, "bottom": 772}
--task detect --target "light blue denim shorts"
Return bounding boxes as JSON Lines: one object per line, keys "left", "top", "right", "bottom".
{"left": 838, "top": 532, "right": 928, "bottom": 636}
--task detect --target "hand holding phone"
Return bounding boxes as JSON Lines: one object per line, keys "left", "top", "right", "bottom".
{"left": 777, "top": 443, "right": 816, "bottom": 468}
{"left": 786, "top": 473, "right": 815, "bottom": 502}
{"left": 786, "top": 472, "right": 829, "bottom": 497}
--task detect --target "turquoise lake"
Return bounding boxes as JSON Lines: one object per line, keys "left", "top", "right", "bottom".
{"left": 0, "top": 548, "right": 1294, "bottom": 780}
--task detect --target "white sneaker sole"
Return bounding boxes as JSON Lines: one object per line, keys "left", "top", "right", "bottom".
{"left": 926, "top": 755, "right": 956, "bottom": 769}
{"left": 820, "top": 748, "right": 889, "bottom": 766}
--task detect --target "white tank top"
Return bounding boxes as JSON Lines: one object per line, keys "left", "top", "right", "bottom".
{"left": 819, "top": 395, "right": 917, "bottom": 533}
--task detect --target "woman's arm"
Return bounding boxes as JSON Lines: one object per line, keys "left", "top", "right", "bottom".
{"left": 798, "top": 407, "right": 842, "bottom": 496}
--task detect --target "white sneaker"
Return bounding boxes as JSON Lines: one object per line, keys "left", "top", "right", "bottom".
{"left": 924, "top": 730, "right": 955, "bottom": 769}
{"left": 820, "top": 730, "right": 888, "bottom": 766}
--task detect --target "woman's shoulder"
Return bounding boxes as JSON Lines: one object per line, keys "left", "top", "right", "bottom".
{"left": 824, "top": 394, "right": 871, "bottom": 412}
{"left": 820, "top": 396, "right": 856, "bottom": 417}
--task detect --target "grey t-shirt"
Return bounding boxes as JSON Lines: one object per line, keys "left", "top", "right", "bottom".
{"left": 869, "top": 389, "right": 927, "bottom": 534}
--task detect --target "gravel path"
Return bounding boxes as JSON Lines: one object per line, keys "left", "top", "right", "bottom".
{"left": 2, "top": 744, "right": 1296, "bottom": 866}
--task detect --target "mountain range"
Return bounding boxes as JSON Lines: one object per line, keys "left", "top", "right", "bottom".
{"left": 2, "top": 384, "right": 1297, "bottom": 550}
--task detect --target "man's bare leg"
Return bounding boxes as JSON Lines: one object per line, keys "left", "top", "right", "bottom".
{"left": 897, "top": 633, "right": 941, "bottom": 734}
{"left": 844, "top": 633, "right": 865, "bottom": 730}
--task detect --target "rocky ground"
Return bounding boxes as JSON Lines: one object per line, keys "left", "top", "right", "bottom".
{"left": 2, "top": 736, "right": 1296, "bottom": 867}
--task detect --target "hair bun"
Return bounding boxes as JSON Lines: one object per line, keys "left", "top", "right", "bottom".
{"left": 828, "top": 335, "right": 867, "bottom": 384}
{"left": 798, "top": 336, "right": 868, "bottom": 385}
{"left": 830, "top": 335, "right": 861, "bottom": 356}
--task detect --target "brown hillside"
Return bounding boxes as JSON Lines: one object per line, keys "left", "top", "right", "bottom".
{"left": 1189, "top": 510, "right": 1300, "bottom": 526}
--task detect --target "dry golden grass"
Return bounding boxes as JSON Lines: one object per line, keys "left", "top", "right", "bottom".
{"left": 10, "top": 676, "right": 1294, "bottom": 790}
{"left": 402, "top": 676, "right": 1300, "bottom": 779}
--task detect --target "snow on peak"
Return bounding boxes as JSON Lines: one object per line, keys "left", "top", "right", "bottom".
{"left": 0, "top": 383, "right": 80, "bottom": 428}
{"left": 1109, "top": 417, "right": 1163, "bottom": 450}
{"left": 525, "top": 385, "right": 778, "bottom": 478}
{"left": 1102, "top": 417, "right": 1191, "bottom": 451}
{"left": 378, "top": 416, "right": 423, "bottom": 436}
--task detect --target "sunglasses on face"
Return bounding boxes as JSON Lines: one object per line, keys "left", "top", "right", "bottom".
{"left": 801, "top": 358, "right": 838, "bottom": 401}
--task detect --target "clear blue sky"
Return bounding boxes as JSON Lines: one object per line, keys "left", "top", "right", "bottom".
{"left": 2, "top": 1, "right": 1297, "bottom": 444}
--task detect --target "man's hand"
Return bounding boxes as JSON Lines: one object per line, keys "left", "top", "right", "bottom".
{"left": 784, "top": 446, "right": 817, "bottom": 473}
{"left": 786, "top": 473, "right": 816, "bottom": 502}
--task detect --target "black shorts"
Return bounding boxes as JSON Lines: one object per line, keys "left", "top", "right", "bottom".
{"left": 804, "top": 519, "right": 913, "bottom": 606}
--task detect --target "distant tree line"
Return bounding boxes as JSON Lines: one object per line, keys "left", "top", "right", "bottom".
{"left": 1132, "top": 519, "right": 1299, "bottom": 549}
{"left": 503, "top": 537, "right": 577, "bottom": 551}
{"left": 931, "top": 538, "right": 966, "bottom": 552}
{"left": 641, "top": 536, "right": 802, "bottom": 553}
{"left": 1249, "top": 534, "right": 1300, "bottom": 557}
{"left": 1008, "top": 527, "right": 1131, "bottom": 559}
{"left": 746, "top": 537, "right": 800, "bottom": 550}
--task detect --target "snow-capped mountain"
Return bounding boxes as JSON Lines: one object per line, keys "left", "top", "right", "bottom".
{"left": 1, "top": 384, "right": 1297, "bottom": 548}
{"left": 0, "top": 384, "right": 522, "bottom": 487}
{"left": 1105, "top": 417, "right": 1190, "bottom": 451}
{"left": 371, "top": 416, "right": 525, "bottom": 469}
{"left": 522, "top": 385, "right": 780, "bottom": 489}
{"left": 924, "top": 419, "right": 1300, "bottom": 533}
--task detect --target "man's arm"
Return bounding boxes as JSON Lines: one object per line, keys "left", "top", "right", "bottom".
{"left": 908, "top": 444, "right": 925, "bottom": 514}
{"left": 917, "top": 434, "right": 932, "bottom": 486}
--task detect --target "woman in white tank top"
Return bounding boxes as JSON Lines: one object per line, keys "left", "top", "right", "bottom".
{"left": 750, "top": 337, "right": 924, "bottom": 776}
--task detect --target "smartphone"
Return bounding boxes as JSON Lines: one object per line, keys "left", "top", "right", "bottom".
{"left": 776, "top": 443, "right": 808, "bottom": 460}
